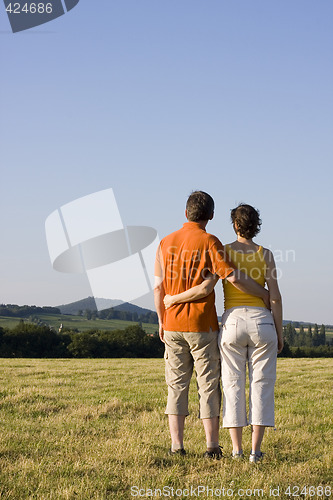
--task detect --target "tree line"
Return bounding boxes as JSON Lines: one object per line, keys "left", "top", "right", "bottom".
{"left": 280, "top": 322, "right": 333, "bottom": 358}
{"left": 0, "top": 303, "right": 158, "bottom": 324}
{"left": 0, "top": 321, "right": 332, "bottom": 358}
{"left": 283, "top": 323, "right": 329, "bottom": 347}
{"left": 0, "top": 304, "right": 61, "bottom": 317}
{"left": 0, "top": 322, "right": 164, "bottom": 358}
{"left": 79, "top": 308, "right": 158, "bottom": 324}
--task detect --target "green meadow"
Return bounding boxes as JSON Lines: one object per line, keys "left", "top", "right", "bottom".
{"left": 0, "top": 358, "right": 332, "bottom": 499}
{"left": 0, "top": 314, "right": 158, "bottom": 335}
{"left": 1, "top": 314, "right": 331, "bottom": 342}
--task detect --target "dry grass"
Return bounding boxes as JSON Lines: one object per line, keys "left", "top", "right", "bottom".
{"left": 0, "top": 358, "right": 332, "bottom": 499}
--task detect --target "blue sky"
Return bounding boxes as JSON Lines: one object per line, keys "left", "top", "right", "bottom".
{"left": 1, "top": 0, "right": 332, "bottom": 324}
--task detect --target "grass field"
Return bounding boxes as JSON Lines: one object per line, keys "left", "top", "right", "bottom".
{"left": 0, "top": 358, "right": 332, "bottom": 499}
{"left": 0, "top": 314, "right": 158, "bottom": 335}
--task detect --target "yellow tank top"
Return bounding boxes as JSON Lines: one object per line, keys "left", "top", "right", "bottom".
{"left": 223, "top": 244, "right": 268, "bottom": 310}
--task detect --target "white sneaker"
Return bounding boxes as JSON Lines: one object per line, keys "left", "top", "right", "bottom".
{"left": 232, "top": 450, "right": 244, "bottom": 459}
{"left": 249, "top": 451, "right": 264, "bottom": 463}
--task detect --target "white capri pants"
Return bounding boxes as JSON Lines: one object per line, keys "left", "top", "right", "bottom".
{"left": 218, "top": 307, "right": 278, "bottom": 428}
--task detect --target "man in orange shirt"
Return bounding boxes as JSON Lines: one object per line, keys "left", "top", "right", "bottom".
{"left": 154, "top": 191, "right": 269, "bottom": 458}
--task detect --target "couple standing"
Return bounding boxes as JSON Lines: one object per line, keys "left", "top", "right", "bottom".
{"left": 154, "top": 191, "right": 283, "bottom": 463}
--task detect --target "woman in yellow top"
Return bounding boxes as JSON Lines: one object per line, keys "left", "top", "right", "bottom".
{"left": 164, "top": 204, "right": 283, "bottom": 463}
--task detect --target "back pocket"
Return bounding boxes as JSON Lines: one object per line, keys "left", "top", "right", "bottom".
{"left": 255, "top": 320, "right": 276, "bottom": 344}
{"left": 221, "top": 320, "right": 238, "bottom": 344}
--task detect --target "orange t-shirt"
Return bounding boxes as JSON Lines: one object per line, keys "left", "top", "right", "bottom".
{"left": 155, "top": 222, "right": 235, "bottom": 332}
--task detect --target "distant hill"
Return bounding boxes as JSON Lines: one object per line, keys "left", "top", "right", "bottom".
{"left": 282, "top": 319, "right": 332, "bottom": 328}
{"left": 1, "top": 299, "right": 331, "bottom": 329}
{"left": 59, "top": 298, "right": 332, "bottom": 329}
{"left": 57, "top": 297, "right": 98, "bottom": 314}
{"left": 57, "top": 296, "right": 155, "bottom": 317}
{"left": 215, "top": 316, "right": 331, "bottom": 328}
{"left": 57, "top": 297, "right": 124, "bottom": 315}
{"left": 112, "top": 302, "right": 155, "bottom": 316}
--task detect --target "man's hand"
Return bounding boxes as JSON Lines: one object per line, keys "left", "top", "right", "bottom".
{"left": 227, "top": 269, "right": 270, "bottom": 308}
{"left": 159, "top": 324, "right": 165, "bottom": 343}
{"left": 154, "top": 279, "right": 166, "bottom": 343}
{"left": 163, "top": 294, "right": 174, "bottom": 310}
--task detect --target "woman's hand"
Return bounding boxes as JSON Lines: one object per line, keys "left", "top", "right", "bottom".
{"left": 163, "top": 295, "right": 174, "bottom": 309}
{"left": 277, "top": 336, "right": 284, "bottom": 354}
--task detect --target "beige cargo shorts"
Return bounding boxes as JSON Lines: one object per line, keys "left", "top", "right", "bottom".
{"left": 164, "top": 329, "right": 221, "bottom": 418}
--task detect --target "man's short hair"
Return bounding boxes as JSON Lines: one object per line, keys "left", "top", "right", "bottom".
{"left": 186, "top": 191, "right": 215, "bottom": 222}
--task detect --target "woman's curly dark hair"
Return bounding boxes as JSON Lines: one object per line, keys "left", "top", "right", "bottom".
{"left": 230, "top": 204, "right": 262, "bottom": 239}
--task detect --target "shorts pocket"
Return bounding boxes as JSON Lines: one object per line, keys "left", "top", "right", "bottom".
{"left": 255, "top": 320, "right": 276, "bottom": 344}
{"left": 221, "top": 320, "right": 238, "bottom": 343}
{"left": 222, "top": 320, "right": 237, "bottom": 329}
